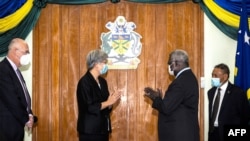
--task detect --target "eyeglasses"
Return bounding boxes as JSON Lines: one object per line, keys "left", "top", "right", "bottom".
{"left": 16, "top": 48, "right": 30, "bottom": 54}
{"left": 167, "top": 60, "right": 183, "bottom": 65}
{"left": 168, "top": 60, "right": 176, "bottom": 65}
{"left": 98, "top": 60, "right": 107, "bottom": 65}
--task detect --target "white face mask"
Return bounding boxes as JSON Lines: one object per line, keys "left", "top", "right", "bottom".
{"left": 20, "top": 54, "right": 31, "bottom": 66}
{"left": 168, "top": 65, "right": 174, "bottom": 76}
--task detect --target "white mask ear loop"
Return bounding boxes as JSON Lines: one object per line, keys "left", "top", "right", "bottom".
{"left": 168, "top": 65, "right": 174, "bottom": 76}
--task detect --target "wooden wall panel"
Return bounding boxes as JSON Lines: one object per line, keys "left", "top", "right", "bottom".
{"left": 33, "top": 1, "right": 204, "bottom": 141}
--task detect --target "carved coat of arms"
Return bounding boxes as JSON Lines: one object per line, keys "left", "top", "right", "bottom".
{"left": 101, "top": 16, "right": 142, "bottom": 69}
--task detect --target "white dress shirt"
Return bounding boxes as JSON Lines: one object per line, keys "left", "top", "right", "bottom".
{"left": 212, "top": 81, "right": 228, "bottom": 127}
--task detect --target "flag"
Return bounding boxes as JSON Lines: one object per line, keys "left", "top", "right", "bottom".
{"left": 234, "top": 2, "right": 250, "bottom": 102}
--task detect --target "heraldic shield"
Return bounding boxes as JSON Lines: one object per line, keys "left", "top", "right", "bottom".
{"left": 101, "top": 16, "right": 142, "bottom": 69}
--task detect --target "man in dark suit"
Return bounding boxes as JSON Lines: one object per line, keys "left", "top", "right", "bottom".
{"left": 144, "top": 49, "right": 200, "bottom": 141}
{"left": 0, "top": 38, "right": 37, "bottom": 141}
{"left": 208, "top": 63, "right": 250, "bottom": 141}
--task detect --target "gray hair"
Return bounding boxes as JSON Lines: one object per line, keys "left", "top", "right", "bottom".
{"left": 8, "top": 38, "right": 26, "bottom": 51}
{"left": 169, "top": 49, "right": 189, "bottom": 66}
{"left": 86, "top": 49, "right": 108, "bottom": 70}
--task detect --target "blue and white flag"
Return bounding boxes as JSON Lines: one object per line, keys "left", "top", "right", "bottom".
{"left": 234, "top": 2, "right": 250, "bottom": 101}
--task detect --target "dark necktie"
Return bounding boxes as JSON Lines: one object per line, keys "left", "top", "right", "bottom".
{"left": 16, "top": 69, "right": 32, "bottom": 113}
{"left": 210, "top": 88, "right": 221, "bottom": 132}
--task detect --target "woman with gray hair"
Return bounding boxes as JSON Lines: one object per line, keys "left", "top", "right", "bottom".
{"left": 76, "top": 49, "right": 121, "bottom": 141}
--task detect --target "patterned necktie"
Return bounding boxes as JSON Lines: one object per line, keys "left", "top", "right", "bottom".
{"left": 16, "top": 69, "right": 31, "bottom": 113}
{"left": 210, "top": 88, "right": 221, "bottom": 132}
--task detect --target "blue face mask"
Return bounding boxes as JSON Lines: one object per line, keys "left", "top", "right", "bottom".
{"left": 100, "top": 64, "right": 108, "bottom": 74}
{"left": 211, "top": 78, "right": 221, "bottom": 87}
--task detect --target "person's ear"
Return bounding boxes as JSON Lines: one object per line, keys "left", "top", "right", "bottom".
{"left": 222, "top": 73, "right": 228, "bottom": 81}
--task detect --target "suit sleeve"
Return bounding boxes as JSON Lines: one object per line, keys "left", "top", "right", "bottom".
{"left": 0, "top": 70, "right": 29, "bottom": 126}
{"left": 152, "top": 80, "right": 185, "bottom": 115}
{"left": 77, "top": 79, "right": 102, "bottom": 115}
{"left": 238, "top": 90, "right": 250, "bottom": 124}
{"left": 152, "top": 71, "right": 199, "bottom": 116}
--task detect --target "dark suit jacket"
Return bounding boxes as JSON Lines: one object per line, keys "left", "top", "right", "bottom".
{"left": 76, "top": 71, "right": 112, "bottom": 135}
{"left": 0, "top": 58, "right": 31, "bottom": 141}
{"left": 208, "top": 82, "right": 250, "bottom": 141}
{"left": 152, "top": 69, "right": 200, "bottom": 141}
